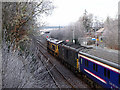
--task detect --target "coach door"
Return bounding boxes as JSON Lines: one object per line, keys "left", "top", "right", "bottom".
{"left": 76, "top": 53, "right": 80, "bottom": 72}
{"left": 78, "top": 53, "right": 83, "bottom": 72}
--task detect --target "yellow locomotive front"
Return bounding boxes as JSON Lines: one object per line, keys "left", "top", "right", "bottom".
{"left": 47, "top": 38, "right": 63, "bottom": 57}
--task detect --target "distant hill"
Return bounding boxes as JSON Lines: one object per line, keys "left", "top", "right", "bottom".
{"left": 39, "top": 26, "right": 65, "bottom": 29}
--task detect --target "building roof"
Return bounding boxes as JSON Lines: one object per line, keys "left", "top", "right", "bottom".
{"left": 96, "top": 28, "right": 104, "bottom": 33}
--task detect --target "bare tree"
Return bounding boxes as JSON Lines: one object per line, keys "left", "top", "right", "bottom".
{"left": 82, "top": 10, "right": 93, "bottom": 33}
{"left": 103, "top": 16, "right": 118, "bottom": 50}
{"left": 2, "top": 1, "right": 54, "bottom": 51}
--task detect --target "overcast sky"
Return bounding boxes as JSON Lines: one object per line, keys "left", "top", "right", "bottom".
{"left": 44, "top": 0, "right": 119, "bottom": 26}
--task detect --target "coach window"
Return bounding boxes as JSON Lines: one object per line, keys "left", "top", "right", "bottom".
{"left": 108, "top": 70, "right": 110, "bottom": 79}
{"left": 85, "top": 60, "right": 87, "bottom": 66}
{"left": 119, "top": 75, "right": 120, "bottom": 84}
{"left": 96, "top": 64, "right": 98, "bottom": 72}
{"left": 87, "top": 60, "right": 89, "bottom": 67}
{"left": 85, "top": 60, "right": 89, "bottom": 67}
{"left": 93, "top": 64, "right": 95, "bottom": 70}
{"left": 104, "top": 68, "right": 106, "bottom": 77}
{"left": 93, "top": 64, "right": 98, "bottom": 72}
{"left": 104, "top": 68, "right": 110, "bottom": 79}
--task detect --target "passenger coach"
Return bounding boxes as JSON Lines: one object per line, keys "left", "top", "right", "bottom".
{"left": 78, "top": 52, "right": 120, "bottom": 89}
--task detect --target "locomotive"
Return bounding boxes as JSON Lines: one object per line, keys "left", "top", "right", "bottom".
{"left": 47, "top": 38, "right": 120, "bottom": 89}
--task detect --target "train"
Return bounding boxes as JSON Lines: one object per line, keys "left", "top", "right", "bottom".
{"left": 47, "top": 38, "right": 120, "bottom": 89}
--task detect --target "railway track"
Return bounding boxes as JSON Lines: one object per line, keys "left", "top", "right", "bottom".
{"left": 37, "top": 53, "right": 60, "bottom": 88}
{"left": 36, "top": 39, "right": 75, "bottom": 88}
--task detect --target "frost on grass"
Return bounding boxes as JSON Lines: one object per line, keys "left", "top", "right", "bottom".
{"left": 2, "top": 37, "right": 57, "bottom": 88}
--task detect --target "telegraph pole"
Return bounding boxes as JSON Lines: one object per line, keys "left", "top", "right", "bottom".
{"left": 95, "top": 17, "right": 98, "bottom": 49}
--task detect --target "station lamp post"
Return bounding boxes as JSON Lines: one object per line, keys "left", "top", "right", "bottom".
{"left": 72, "top": 29, "right": 75, "bottom": 43}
